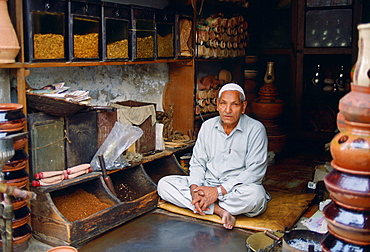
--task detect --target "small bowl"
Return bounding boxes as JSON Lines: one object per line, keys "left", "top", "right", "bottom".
{"left": 47, "top": 246, "right": 78, "bottom": 252}
{"left": 324, "top": 168, "right": 370, "bottom": 210}
{"left": 323, "top": 201, "right": 370, "bottom": 245}
{"left": 244, "top": 55, "right": 258, "bottom": 64}
{"left": 244, "top": 70, "right": 258, "bottom": 80}
{"left": 0, "top": 103, "right": 26, "bottom": 131}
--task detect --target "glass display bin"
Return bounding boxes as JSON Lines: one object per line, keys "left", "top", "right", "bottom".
{"left": 156, "top": 9, "right": 175, "bottom": 59}
{"left": 102, "top": 2, "right": 130, "bottom": 61}
{"left": 130, "top": 6, "right": 155, "bottom": 60}
{"left": 24, "top": 0, "right": 67, "bottom": 62}
{"left": 68, "top": 0, "right": 101, "bottom": 61}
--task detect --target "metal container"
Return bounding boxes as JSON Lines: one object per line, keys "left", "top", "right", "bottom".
{"left": 130, "top": 5, "right": 155, "bottom": 60}
{"left": 102, "top": 2, "right": 130, "bottom": 61}
{"left": 68, "top": 0, "right": 101, "bottom": 61}
{"left": 156, "top": 9, "right": 175, "bottom": 59}
{"left": 282, "top": 230, "right": 323, "bottom": 252}
{"left": 24, "top": 0, "right": 67, "bottom": 62}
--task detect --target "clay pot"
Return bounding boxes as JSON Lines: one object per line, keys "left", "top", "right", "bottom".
{"left": 244, "top": 55, "right": 258, "bottom": 64}
{"left": 4, "top": 168, "right": 29, "bottom": 188}
{"left": 47, "top": 246, "right": 78, "bottom": 252}
{"left": 352, "top": 23, "right": 370, "bottom": 87}
{"left": 324, "top": 168, "right": 370, "bottom": 210}
{"left": 244, "top": 79, "right": 257, "bottom": 91}
{"left": 339, "top": 85, "right": 370, "bottom": 123}
{"left": 321, "top": 232, "right": 370, "bottom": 252}
{"left": 0, "top": 0, "right": 20, "bottom": 63}
{"left": 12, "top": 205, "right": 31, "bottom": 229}
{"left": 244, "top": 69, "right": 257, "bottom": 80}
{"left": 265, "top": 125, "right": 287, "bottom": 153}
{"left": 0, "top": 103, "right": 26, "bottom": 132}
{"left": 0, "top": 223, "right": 32, "bottom": 252}
{"left": 4, "top": 148, "right": 28, "bottom": 172}
{"left": 323, "top": 201, "right": 370, "bottom": 245}
{"left": 336, "top": 111, "right": 346, "bottom": 132}
{"left": 251, "top": 97, "right": 284, "bottom": 122}
{"left": 330, "top": 120, "right": 370, "bottom": 174}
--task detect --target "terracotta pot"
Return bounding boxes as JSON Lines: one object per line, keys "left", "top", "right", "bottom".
{"left": 0, "top": 103, "right": 26, "bottom": 132}
{"left": 321, "top": 232, "right": 370, "bottom": 252}
{"left": 324, "top": 168, "right": 370, "bottom": 210}
{"left": 352, "top": 23, "right": 370, "bottom": 87}
{"left": 251, "top": 98, "right": 284, "bottom": 122}
{"left": 4, "top": 148, "right": 28, "bottom": 171}
{"left": 0, "top": 0, "right": 20, "bottom": 63}
{"left": 330, "top": 120, "right": 370, "bottom": 174}
{"left": 323, "top": 201, "right": 370, "bottom": 245}
{"left": 244, "top": 69, "right": 257, "bottom": 80}
{"left": 0, "top": 223, "right": 32, "bottom": 252}
{"left": 265, "top": 125, "right": 287, "bottom": 153}
{"left": 244, "top": 79, "right": 257, "bottom": 91}
{"left": 244, "top": 55, "right": 258, "bottom": 64}
{"left": 339, "top": 85, "right": 370, "bottom": 123}
{"left": 4, "top": 168, "right": 29, "bottom": 188}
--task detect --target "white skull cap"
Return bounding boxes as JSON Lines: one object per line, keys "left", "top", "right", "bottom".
{"left": 218, "top": 83, "right": 245, "bottom": 101}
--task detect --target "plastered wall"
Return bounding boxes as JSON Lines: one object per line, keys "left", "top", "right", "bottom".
{"left": 24, "top": 63, "right": 169, "bottom": 111}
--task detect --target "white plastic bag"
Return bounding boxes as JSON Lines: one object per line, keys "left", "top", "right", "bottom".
{"left": 90, "top": 121, "right": 143, "bottom": 171}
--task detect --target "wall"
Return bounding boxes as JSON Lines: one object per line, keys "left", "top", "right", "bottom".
{"left": 0, "top": 69, "right": 10, "bottom": 103}
{"left": 24, "top": 63, "right": 169, "bottom": 111}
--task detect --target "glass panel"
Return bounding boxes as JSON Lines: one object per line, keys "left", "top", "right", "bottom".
{"left": 306, "top": 0, "right": 352, "bottom": 7}
{"left": 258, "top": 6, "right": 291, "bottom": 49}
{"left": 305, "top": 9, "right": 352, "bottom": 48}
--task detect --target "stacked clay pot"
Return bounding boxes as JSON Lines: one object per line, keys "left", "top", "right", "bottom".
{"left": 251, "top": 62, "right": 287, "bottom": 154}
{"left": 322, "top": 23, "right": 370, "bottom": 251}
{"left": 243, "top": 55, "right": 258, "bottom": 116}
{"left": 0, "top": 103, "right": 32, "bottom": 252}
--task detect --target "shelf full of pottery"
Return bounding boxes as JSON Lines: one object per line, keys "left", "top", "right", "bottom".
{"left": 196, "top": 14, "right": 249, "bottom": 59}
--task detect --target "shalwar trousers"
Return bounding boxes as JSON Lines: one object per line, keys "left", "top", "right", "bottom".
{"left": 157, "top": 175, "right": 269, "bottom": 217}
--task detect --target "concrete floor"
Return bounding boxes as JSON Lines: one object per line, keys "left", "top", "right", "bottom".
{"left": 24, "top": 209, "right": 255, "bottom": 252}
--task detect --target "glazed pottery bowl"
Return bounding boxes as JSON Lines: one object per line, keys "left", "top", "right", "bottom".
{"left": 324, "top": 168, "right": 370, "bottom": 210}
{"left": 244, "top": 55, "right": 258, "bottom": 64}
{"left": 0, "top": 103, "right": 26, "bottom": 132}
{"left": 244, "top": 70, "right": 258, "bottom": 80}
{"left": 4, "top": 148, "right": 28, "bottom": 172}
{"left": 321, "top": 232, "right": 370, "bottom": 252}
{"left": 323, "top": 201, "right": 370, "bottom": 245}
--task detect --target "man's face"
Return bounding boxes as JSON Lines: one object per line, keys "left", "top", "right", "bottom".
{"left": 217, "top": 90, "right": 247, "bottom": 128}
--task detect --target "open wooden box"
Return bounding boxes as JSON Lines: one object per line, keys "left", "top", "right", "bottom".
{"left": 31, "top": 168, "right": 158, "bottom": 248}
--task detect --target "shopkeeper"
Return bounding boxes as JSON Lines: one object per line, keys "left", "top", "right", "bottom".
{"left": 158, "top": 83, "right": 270, "bottom": 230}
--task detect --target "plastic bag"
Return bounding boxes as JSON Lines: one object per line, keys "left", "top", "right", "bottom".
{"left": 90, "top": 121, "right": 143, "bottom": 171}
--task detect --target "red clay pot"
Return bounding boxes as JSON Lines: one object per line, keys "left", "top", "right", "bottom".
{"left": 324, "top": 168, "right": 370, "bottom": 210}
{"left": 330, "top": 120, "right": 370, "bottom": 174}
{"left": 323, "top": 201, "right": 370, "bottom": 246}
{"left": 321, "top": 232, "right": 370, "bottom": 252}
{"left": 0, "top": 103, "right": 26, "bottom": 132}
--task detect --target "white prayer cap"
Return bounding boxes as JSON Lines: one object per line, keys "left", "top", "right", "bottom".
{"left": 218, "top": 83, "right": 245, "bottom": 101}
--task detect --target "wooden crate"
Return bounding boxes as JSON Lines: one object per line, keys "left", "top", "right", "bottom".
{"left": 113, "top": 100, "right": 156, "bottom": 154}
{"left": 31, "top": 170, "right": 158, "bottom": 248}
{"left": 142, "top": 154, "right": 188, "bottom": 185}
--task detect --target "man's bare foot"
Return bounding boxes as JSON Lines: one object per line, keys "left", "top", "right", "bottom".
{"left": 214, "top": 204, "right": 236, "bottom": 229}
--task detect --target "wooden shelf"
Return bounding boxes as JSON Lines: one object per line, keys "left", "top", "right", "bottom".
{"left": 0, "top": 58, "right": 193, "bottom": 69}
